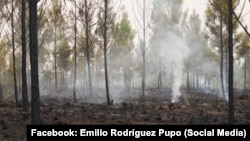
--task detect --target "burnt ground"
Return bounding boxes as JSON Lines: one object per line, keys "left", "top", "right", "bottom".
{"left": 0, "top": 88, "right": 249, "bottom": 141}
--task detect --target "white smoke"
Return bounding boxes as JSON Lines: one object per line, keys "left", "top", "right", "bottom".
{"left": 158, "top": 32, "right": 190, "bottom": 102}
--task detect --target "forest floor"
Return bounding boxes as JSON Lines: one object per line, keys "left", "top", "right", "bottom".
{"left": 0, "top": 88, "right": 250, "bottom": 141}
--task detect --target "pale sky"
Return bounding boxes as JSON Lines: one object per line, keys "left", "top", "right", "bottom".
{"left": 121, "top": 0, "right": 250, "bottom": 32}
{"left": 182, "top": 0, "right": 208, "bottom": 24}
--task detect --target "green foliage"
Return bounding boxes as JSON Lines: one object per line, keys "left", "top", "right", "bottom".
{"left": 151, "top": 0, "right": 184, "bottom": 34}
{"left": 108, "top": 9, "right": 135, "bottom": 81}
{"left": 150, "top": 0, "right": 186, "bottom": 63}
{"left": 76, "top": 0, "right": 99, "bottom": 59}
{"left": 57, "top": 37, "right": 71, "bottom": 72}
{"left": 236, "top": 31, "right": 250, "bottom": 58}
{"left": 0, "top": 39, "right": 8, "bottom": 72}
{"left": 96, "top": 0, "right": 117, "bottom": 47}
{"left": 116, "top": 12, "right": 135, "bottom": 47}
{"left": 186, "top": 10, "right": 219, "bottom": 75}
{"left": 110, "top": 11, "right": 135, "bottom": 57}
{"left": 49, "top": 0, "right": 65, "bottom": 26}
{"left": 205, "top": 0, "right": 240, "bottom": 50}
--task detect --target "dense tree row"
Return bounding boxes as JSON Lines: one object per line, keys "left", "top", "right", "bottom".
{"left": 0, "top": 0, "right": 249, "bottom": 124}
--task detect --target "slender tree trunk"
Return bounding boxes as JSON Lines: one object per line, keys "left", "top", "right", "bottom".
{"left": 11, "top": 0, "right": 18, "bottom": 106}
{"left": 244, "top": 55, "right": 247, "bottom": 93}
{"left": 27, "top": 64, "right": 31, "bottom": 93}
{"left": 104, "top": 0, "right": 111, "bottom": 105}
{"left": 42, "top": 67, "right": 45, "bottom": 95}
{"left": 228, "top": 0, "right": 234, "bottom": 124}
{"left": 141, "top": 0, "right": 146, "bottom": 102}
{"left": 22, "top": 0, "right": 28, "bottom": 111}
{"left": 158, "top": 58, "right": 162, "bottom": 93}
{"left": 208, "top": 77, "right": 211, "bottom": 89}
{"left": 187, "top": 66, "right": 190, "bottom": 93}
{"left": 196, "top": 70, "right": 199, "bottom": 88}
{"left": 29, "top": 0, "right": 41, "bottom": 124}
{"left": 123, "top": 75, "right": 126, "bottom": 90}
{"left": 60, "top": 70, "right": 63, "bottom": 89}
{"left": 220, "top": 13, "right": 225, "bottom": 98}
{"left": 226, "top": 47, "right": 228, "bottom": 93}
{"left": 54, "top": 26, "right": 57, "bottom": 92}
{"left": 83, "top": 60, "right": 86, "bottom": 95}
{"left": 0, "top": 82, "right": 3, "bottom": 100}
{"left": 85, "top": 0, "right": 93, "bottom": 98}
{"left": 73, "top": 0, "right": 77, "bottom": 103}
{"left": 158, "top": 71, "right": 162, "bottom": 92}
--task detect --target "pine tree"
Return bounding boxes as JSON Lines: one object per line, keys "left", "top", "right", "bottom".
{"left": 29, "top": 0, "right": 41, "bottom": 124}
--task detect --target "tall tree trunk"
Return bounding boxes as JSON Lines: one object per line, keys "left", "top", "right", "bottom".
{"left": 42, "top": 67, "right": 45, "bottom": 95}
{"left": 196, "top": 70, "right": 199, "bottom": 88}
{"left": 0, "top": 82, "right": 3, "bottom": 100}
{"left": 220, "top": 12, "right": 225, "bottom": 98}
{"left": 22, "top": 0, "right": 28, "bottom": 111}
{"left": 54, "top": 26, "right": 57, "bottom": 92}
{"left": 104, "top": 0, "right": 111, "bottom": 105}
{"left": 228, "top": 0, "right": 234, "bottom": 124}
{"left": 85, "top": 0, "right": 93, "bottom": 98}
{"left": 226, "top": 47, "right": 228, "bottom": 93}
{"left": 60, "top": 70, "right": 63, "bottom": 89}
{"left": 29, "top": 0, "right": 41, "bottom": 124}
{"left": 11, "top": 0, "right": 18, "bottom": 106}
{"left": 244, "top": 54, "right": 247, "bottom": 93}
{"left": 73, "top": 0, "right": 77, "bottom": 103}
{"left": 124, "top": 73, "right": 127, "bottom": 89}
{"left": 187, "top": 66, "right": 190, "bottom": 93}
{"left": 158, "top": 58, "right": 162, "bottom": 93}
{"left": 158, "top": 71, "right": 162, "bottom": 92}
{"left": 83, "top": 60, "right": 87, "bottom": 95}
{"left": 141, "top": 0, "right": 146, "bottom": 102}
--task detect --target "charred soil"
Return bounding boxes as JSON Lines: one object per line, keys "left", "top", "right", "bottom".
{"left": 0, "top": 89, "right": 249, "bottom": 141}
